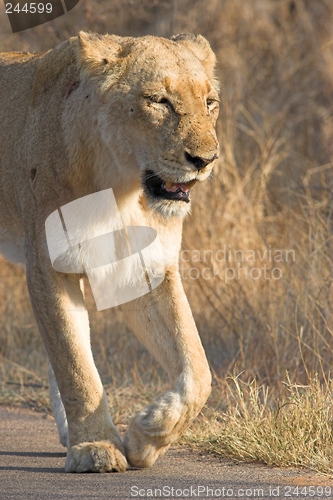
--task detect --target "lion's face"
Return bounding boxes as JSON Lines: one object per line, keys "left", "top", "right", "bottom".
{"left": 78, "top": 33, "right": 220, "bottom": 217}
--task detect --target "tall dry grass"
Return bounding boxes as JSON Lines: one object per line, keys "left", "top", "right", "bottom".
{"left": 1, "top": 0, "right": 333, "bottom": 471}
{"left": 184, "top": 374, "right": 333, "bottom": 475}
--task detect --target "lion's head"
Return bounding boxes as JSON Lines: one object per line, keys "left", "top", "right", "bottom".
{"left": 77, "top": 32, "right": 220, "bottom": 217}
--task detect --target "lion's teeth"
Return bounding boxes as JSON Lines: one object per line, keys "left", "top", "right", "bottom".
{"left": 164, "top": 179, "right": 197, "bottom": 193}
{"left": 164, "top": 182, "right": 178, "bottom": 192}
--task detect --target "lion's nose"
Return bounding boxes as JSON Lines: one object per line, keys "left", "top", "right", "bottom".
{"left": 184, "top": 151, "right": 219, "bottom": 171}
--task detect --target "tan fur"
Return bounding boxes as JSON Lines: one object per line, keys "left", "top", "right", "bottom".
{"left": 0, "top": 32, "right": 219, "bottom": 472}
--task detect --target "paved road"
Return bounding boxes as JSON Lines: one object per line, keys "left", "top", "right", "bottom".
{"left": 0, "top": 406, "right": 332, "bottom": 499}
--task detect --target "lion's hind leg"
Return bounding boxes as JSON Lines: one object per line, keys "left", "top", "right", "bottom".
{"left": 48, "top": 365, "right": 69, "bottom": 448}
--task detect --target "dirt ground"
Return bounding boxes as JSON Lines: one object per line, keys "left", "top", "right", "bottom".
{"left": 0, "top": 406, "right": 332, "bottom": 500}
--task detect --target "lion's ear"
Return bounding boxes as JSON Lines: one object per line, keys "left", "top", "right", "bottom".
{"left": 77, "top": 31, "right": 124, "bottom": 84}
{"left": 171, "top": 34, "right": 218, "bottom": 85}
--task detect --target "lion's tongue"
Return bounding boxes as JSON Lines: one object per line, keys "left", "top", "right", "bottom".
{"left": 164, "top": 180, "right": 196, "bottom": 193}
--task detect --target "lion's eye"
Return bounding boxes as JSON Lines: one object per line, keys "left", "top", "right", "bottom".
{"left": 145, "top": 95, "right": 174, "bottom": 111}
{"left": 146, "top": 96, "right": 170, "bottom": 105}
{"left": 157, "top": 98, "right": 175, "bottom": 112}
{"left": 207, "top": 98, "right": 219, "bottom": 112}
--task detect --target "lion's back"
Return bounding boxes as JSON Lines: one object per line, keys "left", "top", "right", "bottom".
{"left": 0, "top": 40, "right": 78, "bottom": 192}
{"left": 0, "top": 52, "right": 42, "bottom": 145}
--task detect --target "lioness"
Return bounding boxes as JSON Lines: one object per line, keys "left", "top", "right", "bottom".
{"left": 0, "top": 32, "right": 219, "bottom": 472}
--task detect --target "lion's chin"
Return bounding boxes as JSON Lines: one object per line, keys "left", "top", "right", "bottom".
{"left": 145, "top": 196, "right": 192, "bottom": 218}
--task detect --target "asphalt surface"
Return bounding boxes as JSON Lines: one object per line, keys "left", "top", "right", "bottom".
{"left": 0, "top": 406, "right": 332, "bottom": 500}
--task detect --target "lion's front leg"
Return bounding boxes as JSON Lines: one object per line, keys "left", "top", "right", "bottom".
{"left": 123, "top": 269, "right": 212, "bottom": 468}
{"left": 26, "top": 252, "right": 127, "bottom": 473}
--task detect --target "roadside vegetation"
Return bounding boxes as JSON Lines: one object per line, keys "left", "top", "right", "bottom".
{"left": 1, "top": 0, "right": 333, "bottom": 475}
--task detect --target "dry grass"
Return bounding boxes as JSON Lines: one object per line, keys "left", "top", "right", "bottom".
{"left": 1, "top": 0, "right": 333, "bottom": 473}
{"left": 184, "top": 374, "right": 333, "bottom": 475}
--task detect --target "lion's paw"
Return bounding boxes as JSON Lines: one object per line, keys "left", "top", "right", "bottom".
{"left": 124, "top": 424, "right": 170, "bottom": 468}
{"left": 65, "top": 440, "right": 128, "bottom": 473}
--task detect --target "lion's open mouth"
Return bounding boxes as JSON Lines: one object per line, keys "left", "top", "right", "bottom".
{"left": 144, "top": 170, "right": 197, "bottom": 203}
